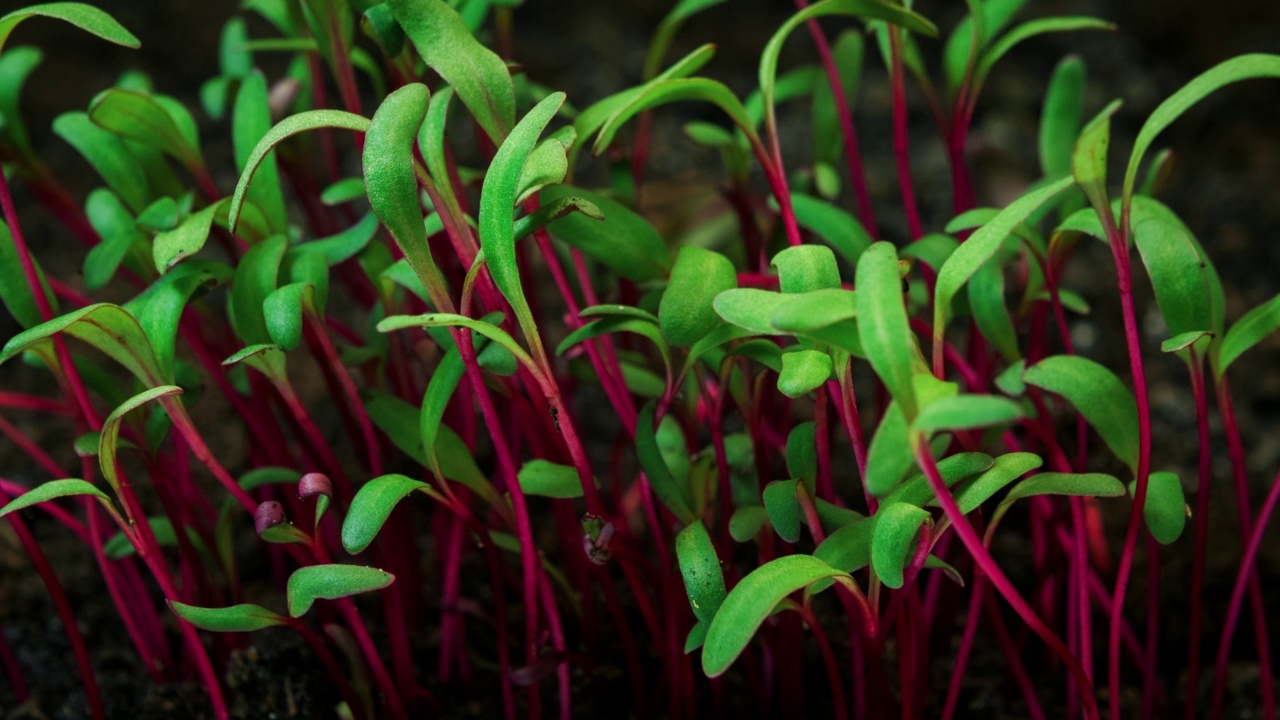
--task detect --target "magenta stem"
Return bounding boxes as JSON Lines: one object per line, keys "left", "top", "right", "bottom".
{"left": 1184, "top": 357, "right": 1213, "bottom": 718}
{"left": 915, "top": 443, "right": 1098, "bottom": 718}
{"left": 1209, "top": 376, "right": 1277, "bottom": 720}
{"left": 1, "top": 491, "right": 105, "bottom": 720}
{"left": 1209, "top": 462, "right": 1280, "bottom": 718}
{"left": 888, "top": 29, "right": 923, "bottom": 240}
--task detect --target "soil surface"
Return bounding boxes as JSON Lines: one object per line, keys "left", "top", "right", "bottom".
{"left": 3, "top": 1, "right": 1280, "bottom": 718}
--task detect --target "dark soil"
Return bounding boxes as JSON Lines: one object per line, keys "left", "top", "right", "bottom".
{"left": 3, "top": 1, "right": 1280, "bottom": 718}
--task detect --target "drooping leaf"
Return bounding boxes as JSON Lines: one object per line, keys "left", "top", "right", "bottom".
{"left": 286, "top": 564, "right": 396, "bottom": 617}
{"left": 1023, "top": 355, "right": 1139, "bottom": 474}
{"left": 127, "top": 260, "right": 230, "bottom": 379}
{"left": 883, "top": 452, "right": 995, "bottom": 509}
{"left": 0, "top": 303, "right": 163, "bottom": 386}
{"left": 729, "top": 506, "right": 767, "bottom": 542}
{"left": 377, "top": 313, "right": 534, "bottom": 373}
{"left": 88, "top": 89, "right": 203, "bottom": 171}
{"left": 814, "top": 516, "right": 872, "bottom": 573}
{"left": 0, "top": 479, "right": 110, "bottom": 518}
{"left": 968, "top": 258, "right": 1020, "bottom": 362}
{"left": 232, "top": 71, "right": 288, "bottom": 234}
{"left": 973, "top": 18, "right": 1113, "bottom": 90}
{"left": 98, "top": 386, "right": 181, "bottom": 495}
{"left": 388, "top": 0, "right": 514, "bottom": 143}
{"left": 997, "top": 472, "right": 1126, "bottom": 526}
{"left": 713, "top": 288, "right": 788, "bottom": 336}
{"left": 768, "top": 288, "right": 858, "bottom": 334}
{"left": 228, "top": 235, "right": 287, "bottom": 346}
{"left": 1123, "top": 54, "right": 1280, "bottom": 207}
{"left": 676, "top": 520, "right": 726, "bottom": 624}
{"left": 168, "top": 601, "right": 287, "bottom": 633}
{"left": 702, "top": 555, "right": 850, "bottom": 677}
{"left": 870, "top": 502, "right": 930, "bottom": 589}
{"left": 0, "top": 3, "right": 140, "bottom": 56}
{"left": 229, "top": 109, "right": 371, "bottom": 233}
{"left": 593, "top": 77, "right": 757, "bottom": 156}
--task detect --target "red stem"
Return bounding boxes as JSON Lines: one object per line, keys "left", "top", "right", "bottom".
{"left": 1, "top": 490, "right": 105, "bottom": 720}
{"left": 915, "top": 443, "right": 1098, "bottom": 718}
{"left": 888, "top": 30, "right": 923, "bottom": 240}
{"left": 1184, "top": 357, "right": 1213, "bottom": 718}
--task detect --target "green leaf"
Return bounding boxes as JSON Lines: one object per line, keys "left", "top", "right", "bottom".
{"left": 759, "top": 0, "right": 936, "bottom": 124}
{"left": 127, "top": 260, "right": 230, "bottom": 379}
{"left": 702, "top": 555, "right": 850, "bottom": 677}
{"left": 286, "top": 564, "right": 395, "bottom": 617}
{"left": 883, "top": 452, "right": 995, "bottom": 509}
{"left": 232, "top": 72, "right": 288, "bottom": 234}
{"left": 152, "top": 202, "right": 222, "bottom": 273}
{"left": 942, "top": 0, "right": 1027, "bottom": 93}
{"left": 772, "top": 245, "right": 841, "bottom": 295}
{"left": 912, "top": 394, "right": 1024, "bottom": 434}
{"left": 685, "top": 621, "right": 709, "bottom": 654}
{"left": 480, "top": 92, "right": 565, "bottom": 324}
{"left": 0, "top": 46, "right": 42, "bottom": 155}
{"left": 713, "top": 288, "right": 787, "bottom": 336}
{"left": 304, "top": 212, "right": 382, "bottom": 266}
{"left": 538, "top": 185, "right": 670, "bottom": 283}
{"left": 636, "top": 401, "right": 696, "bottom": 524}
{"left": 900, "top": 233, "right": 958, "bottom": 273}
{"left": 785, "top": 193, "right": 873, "bottom": 267}
{"left": 778, "top": 349, "right": 832, "bottom": 398}
{"left": 786, "top": 422, "right": 817, "bottom": 490}
{"left": 321, "top": 177, "right": 367, "bottom": 206}
{"left": 812, "top": 31, "right": 863, "bottom": 165}
{"left": 1162, "top": 331, "right": 1211, "bottom": 355}
{"left": 593, "top": 77, "right": 758, "bottom": 155}
{"left": 661, "top": 247, "right": 738, "bottom": 346}
{"left": 1039, "top": 55, "right": 1086, "bottom": 180}
{"left": 52, "top": 112, "right": 150, "bottom": 213}
{"left": 1130, "top": 198, "right": 1214, "bottom": 342}
{"left": 1124, "top": 54, "right": 1280, "bottom": 208}
{"left": 104, "top": 516, "right": 208, "bottom": 559}
{"left": 1023, "top": 355, "right": 1139, "bottom": 474}
{"left": 676, "top": 520, "right": 726, "bottom": 624}
{"left": 228, "top": 235, "right": 287, "bottom": 346}
{"left": 516, "top": 132, "right": 572, "bottom": 204}
{"left": 0, "top": 303, "right": 163, "bottom": 386}
{"left": 388, "top": 0, "right": 514, "bottom": 143}
{"left": 377, "top": 313, "right": 534, "bottom": 373}
{"left": 973, "top": 18, "right": 1113, "bottom": 90}
{"left": 0, "top": 221, "right": 56, "bottom": 330}
{"left": 362, "top": 3, "right": 405, "bottom": 56}
{"left": 968, "top": 258, "right": 1020, "bottom": 362}
{"left": 857, "top": 242, "right": 919, "bottom": 418}
{"left": 934, "top": 178, "right": 1073, "bottom": 347}
{"left": 643, "top": 0, "right": 728, "bottom": 80}
{"left": 0, "top": 479, "right": 109, "bottom": 518}
{"left": 999, "top": 472, "right": 1126, "bottom": 520}
{"left": 865, "top": 401, "right": 911, "bottom": 496}
{"left": 556, "top": 317, "right": 670, "bottom": 371}
{"left": 1136, "top": 471, "right": 1186, "bottom": 545}
{"left": 81, "top": 189, "right": 144, "bottom": 290}
{"left": 870, "top": 502, "right": 929, "bottom": 589}
{"left": 513, "top": 195, "right": 604, "bottom": 242}
{"left": 0, "top": 3, "right": 139, "bottom": 55}
{"left": 342, "top": 474, "right": 435, "bottom": 555}
{"left": 229, "top": 109, "right": 371, "bottom": 233}
{"left": 768, "top": 288, "right": 858, "bottom": 334}
{"left": 518, "top": 459, "right": 587, "bottom": 499}
{"left": 814, "top": 516, "right": 872, "bottom": 573}
{"left": 168, "top": 601, "right": 287, "bottom": 633}
{"left": 763, "top": 479, "right": 802, "bottom": 543}
{"left": 263, "top": 282, "right": 315, "bottom": 351}
{"left": 1216, "top": 294, "right": 1280, "bottom": 377}
{"left": 98, "top": 386, "right": 182, "bottom": 495}
{"left": 88, "top": 89, "right": 202, "bottom": 171}
{"left": 946, "top": 452, "right": 1043, "bottom": 514}
{"left": 1071, "top": 99, "right": 1123, "bottom": 214}
{"left": 729, "top": 506, "right": 767, "bottom": 542}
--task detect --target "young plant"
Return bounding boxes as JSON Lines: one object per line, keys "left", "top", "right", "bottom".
{"left": 1, "top": 1, "right": 1279, "bottom": 719}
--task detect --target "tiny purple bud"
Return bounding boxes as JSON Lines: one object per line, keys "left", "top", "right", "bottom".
{"left": 298, "top": 472, "right": 332, "bottom": 500}
{"left": 582, "top": 519, "right": 615, "bottom": 566}
{"left": 254, "top": 501, "right": 285, "bottom": 536}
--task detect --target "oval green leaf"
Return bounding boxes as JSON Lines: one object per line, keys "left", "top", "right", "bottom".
{"left": 286, "top": 564, "right": 395, "bottom": 617}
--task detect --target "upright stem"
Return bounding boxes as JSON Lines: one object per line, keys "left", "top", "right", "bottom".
{"left": 1102, "top": 223, "right": 1153, "bottom": 720}
{"left": 1184, "top": 357, "right": 1213, "bottom": 718}
{"left": 914, "top": 442, "right": 1098, "bottom": 719}
{"left": 888, "top": 29, "right": 923, "bottom": 240}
